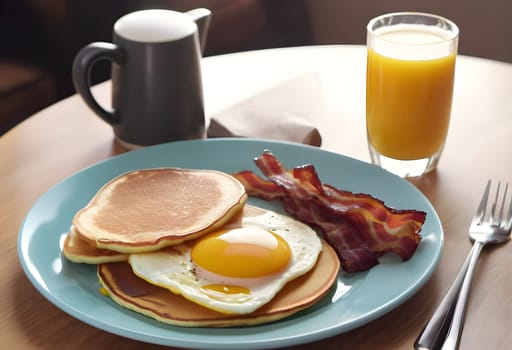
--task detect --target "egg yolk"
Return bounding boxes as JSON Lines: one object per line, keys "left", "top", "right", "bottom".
{"left": 200, "top": 284, "right": 252, "bottom": 299}
{"left": 191, "top": 226, "right": 291, "bottom": 278}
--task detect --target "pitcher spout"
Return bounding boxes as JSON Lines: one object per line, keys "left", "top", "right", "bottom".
{"left": 186, "top": 8, "right": 211, "bottom": 54}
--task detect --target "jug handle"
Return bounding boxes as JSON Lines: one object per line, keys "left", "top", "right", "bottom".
{"left": 186, "top": 8, "right": 211, "bottom": 54}
{"left": 72, "top": 42, "right": 124, "bottom": 125}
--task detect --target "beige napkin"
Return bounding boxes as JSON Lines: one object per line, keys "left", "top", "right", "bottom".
{"left": 207, "top": 73, "right": 323, "bottom": 146}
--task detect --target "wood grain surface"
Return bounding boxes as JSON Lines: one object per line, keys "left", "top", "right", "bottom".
{"left": 1, "top": 45, "right": 511, "bottom": 350}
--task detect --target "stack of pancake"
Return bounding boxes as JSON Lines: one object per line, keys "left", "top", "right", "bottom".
{"left": 62, "top": 168, "right": 340, "bottom": 327}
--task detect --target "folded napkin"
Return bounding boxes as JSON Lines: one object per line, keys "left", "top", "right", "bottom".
{"left": 207, "top": 73, "right": 323, "bottom": 146}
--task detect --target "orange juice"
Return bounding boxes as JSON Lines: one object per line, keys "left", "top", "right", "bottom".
{"left": 366, "top": 27, "right": 456, "bottom": 160}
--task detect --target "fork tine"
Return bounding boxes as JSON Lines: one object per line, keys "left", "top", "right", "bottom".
{"left": 475, "top": 180, "right": 491, "bottom": 225}
{"left": 497, "top": 183, "right": 508, "bottom": 226}
{"left": 505, "top": 183, "right": 512, "bottom": 230}
{"left": 490, "top": 181, "right": 501, "bottom": 226}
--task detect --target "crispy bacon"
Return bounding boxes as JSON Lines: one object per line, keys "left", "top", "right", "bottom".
{"left": 233, "top": 150, "right": 426, "bottom": 273}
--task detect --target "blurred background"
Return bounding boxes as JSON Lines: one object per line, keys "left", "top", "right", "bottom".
{"left": 1, "top": 0, "right": 511, "bottom": 134}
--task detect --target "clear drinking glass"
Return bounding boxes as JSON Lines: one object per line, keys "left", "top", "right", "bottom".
{"left": 366, "top": 12, "right": 459, "bottom": 177}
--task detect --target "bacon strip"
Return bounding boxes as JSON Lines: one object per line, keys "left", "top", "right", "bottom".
{"left": 233, "top": 170, "right": 286, "bottom": 201}
{"left": 233, "top": 150, "right": 426, "bottom": 273}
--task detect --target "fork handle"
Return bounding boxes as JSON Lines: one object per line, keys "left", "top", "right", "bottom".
{"left": 440, "top": 241, "right": 484, "bottom": 350}
{"left": 414, "top": 245, "right": 474, "bottom": 349}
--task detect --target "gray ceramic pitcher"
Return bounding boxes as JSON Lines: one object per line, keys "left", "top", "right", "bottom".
{"left": 72, "top": 8, "right": 211, "bottom": 148}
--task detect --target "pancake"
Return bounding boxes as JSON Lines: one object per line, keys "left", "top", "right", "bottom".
{"left": 63, "top": 207, "right": 247, "bottom": 264}
{"left": 63, "top": 226, "right": 128, "bottom": 264}
{"left": 97, "top": 239, "right": 340, "bottom": 327}
{"left": 73, "top": 168, "right": 247, "bottom": 253}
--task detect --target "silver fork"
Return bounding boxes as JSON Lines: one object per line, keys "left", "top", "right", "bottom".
{"left": 415, "top": 180, "right": 512, "bottom": 350}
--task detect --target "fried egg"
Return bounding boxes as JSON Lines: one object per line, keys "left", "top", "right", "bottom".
{"left": 128, "top": 206, "right": 322, "bottom": 314}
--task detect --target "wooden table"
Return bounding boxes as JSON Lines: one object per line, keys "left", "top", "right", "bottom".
{"left": 1, "top": 45, "right": 511, "bottom": 349}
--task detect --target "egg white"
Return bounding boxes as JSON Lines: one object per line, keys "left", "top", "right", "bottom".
{"left": 128, "top": 208, "right": 322, "bottom": 314}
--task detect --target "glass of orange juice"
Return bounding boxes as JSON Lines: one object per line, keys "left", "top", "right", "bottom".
{"left": 366, "top": 13, "right": 459, "bottom": 177}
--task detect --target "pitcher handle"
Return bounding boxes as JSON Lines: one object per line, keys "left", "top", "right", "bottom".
{"left": 72, "top": 42, "right": 124, "bottom": 124}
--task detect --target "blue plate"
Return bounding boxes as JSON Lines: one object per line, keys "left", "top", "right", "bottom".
{"left": 18, "top": 138, "right": 442, "bottom": 349}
